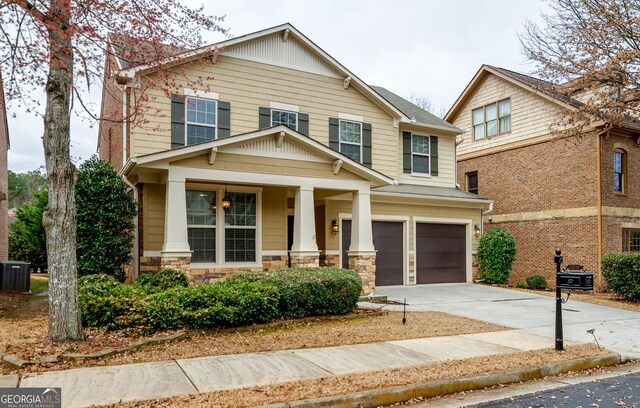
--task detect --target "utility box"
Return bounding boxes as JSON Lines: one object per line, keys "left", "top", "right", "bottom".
{"left": 557, "top": 264, "right": 594, "bottom": 291}
{"left": 0, "top": 261, "right": 31, "bottom": 292}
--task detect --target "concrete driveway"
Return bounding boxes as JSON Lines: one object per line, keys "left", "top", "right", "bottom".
{"left": 375, "top": 284, "right": 640, "bottom": 359}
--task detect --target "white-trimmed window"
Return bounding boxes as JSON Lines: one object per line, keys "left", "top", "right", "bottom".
{"left": 186, "top": 190, "right": 216, "bottom": 262}
{"left": 271, "top": 109, "right": 298, "bottom": 130}
{"left": 472, "top": 98, "right": 510, "bottom": 140}
{"left": 186, "top": 97, "right": 216, "bottom": 145}
{"left": 339, "top": 120, "right": 362, "bottom": 162}
{"left": 411, "top": 135, "right": 430, "bottom": 174}
{"left": 224, "top": 192, "right": 257, "bottom": 263}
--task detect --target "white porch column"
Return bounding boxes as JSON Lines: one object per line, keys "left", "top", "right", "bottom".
{"left": 161, "top": 172, "right": 190, "bottom": 255}
{"left": 290, "top": 186, "right": 319, "bottom": 267}
{"left": 348, "top": 188, "right": 376, "bottom": 295}
{"left": 348, "top": 188, "right": 375, "bottom": 253}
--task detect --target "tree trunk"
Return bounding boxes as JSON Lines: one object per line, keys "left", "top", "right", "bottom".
{"left": 44, "top": 0, "right": 83, "bottom": 342}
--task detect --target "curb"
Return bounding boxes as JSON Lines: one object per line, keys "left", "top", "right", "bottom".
{"left": 259, "top": 353, "right": 621, "bottom": 408}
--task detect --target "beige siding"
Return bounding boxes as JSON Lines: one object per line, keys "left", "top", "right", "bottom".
{"left": 324, "top": 199, "right": 481, "bottom": 252}
{"left": 262, "top": 186, "right": 287, "bottom": 250}
{"left": 396, "top": 125, "right": 457, "bottom": 188}
{"left": 131, "top": 55, "right": 399, "bottom": 177}
{"left": 173, "top": 152, "right": 363, "bottom": 180}
{"left": 143, "top": 183, "right": 166, "bottom": 251}
{"left": 454, "top": 75, "right": 565, "bottom": 156}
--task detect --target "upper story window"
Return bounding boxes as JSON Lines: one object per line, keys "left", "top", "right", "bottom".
{"left": 472, "top": 98, "right": 511, "bottom": 141}
{"left": 622, "top": 229, "right": 640, "bottom": 252}
{"left": 186, "top": 97, "right": 216, "bottom": 145}
{"left": 467, "top": 171, "right": 478, "bottom": 195}
{"left": 271, "top": 109, "right": 298, "bottom": 131}
{"left": 339, "top": 120, "right": 362, "bottom": 162}
{"left": 411, "top": 135, "right": 430, "bottom": 174}
{"left": 614, "top": 149, "right": 626, "bottom": 193}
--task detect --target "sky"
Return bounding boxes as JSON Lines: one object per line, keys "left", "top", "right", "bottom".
{"left": 5, "top": 0, "right": 548, "bottom": 173}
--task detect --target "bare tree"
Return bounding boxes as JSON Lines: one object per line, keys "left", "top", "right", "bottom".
{"left": 0, "top": 0, "right": 226, "bottom": 341}
{"left": 520, "top": 0, "right": 640, "bottom": 128}
{"left": 406, "top": 92, "right": 448, "bottom": 118}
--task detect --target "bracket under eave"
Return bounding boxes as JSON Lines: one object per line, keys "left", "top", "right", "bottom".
{"left": 276, "top": 131, "right": 285, "bottom": 148}
{"left": 333, "top": 159, "right": 343, "bottom": 175}
{"left": 343, "top": 76, "right": 352, "bottom": 90}
{"left": 209, "top": 147, "right": 218, "bottom": 165}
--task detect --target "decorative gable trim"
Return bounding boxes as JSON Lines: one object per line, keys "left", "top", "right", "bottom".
{"left": 224, "top": 136, "right": 327, "bottom": 163}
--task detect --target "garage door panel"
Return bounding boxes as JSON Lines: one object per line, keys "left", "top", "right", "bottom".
{"left": 416, "top": 223, "right": 466, "bottom": 284}
{"left": 342, "top": 220, "right": 403, "bottom": 286}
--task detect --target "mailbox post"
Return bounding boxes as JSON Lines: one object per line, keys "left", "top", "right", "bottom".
{"left": 554, "top": 249, "right": 563, "bottom": 351}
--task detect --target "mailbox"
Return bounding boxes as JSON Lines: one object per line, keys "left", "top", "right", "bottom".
{"left": 557, "top": 264, "right": 594, "bottom": 290}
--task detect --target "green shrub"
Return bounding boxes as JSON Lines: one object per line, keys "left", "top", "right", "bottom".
{"left": 514, "top": 281, "right": 526, "bottom": 289}
{"left": 228, "top": 268, "right": 362, "bottom": 318}
{"left": 132, "top": 269, "right": 189, "bottom": 294}
{"left": 602, "top": 253, "right": 640, "bottom": 301}
{"left": 526, "top": 275, "right": 547, "bottom": 290}
{"left": 78, "top": 268, "right": 360, "bottom": 333}
{"left": 477, "top": 228, "right": 517, "bottom": 284}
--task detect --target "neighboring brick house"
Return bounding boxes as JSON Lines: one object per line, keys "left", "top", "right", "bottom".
{"left": 98, "top": 24, "right": 490, "bottom": 293}
{"left": 0, "top": 68, "right": 9, "bottom": 260}
{"left": 445, "top": 64, "right": 640, "bottom": 286}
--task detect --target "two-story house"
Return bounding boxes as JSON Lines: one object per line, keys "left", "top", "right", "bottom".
{"left": 98, "top": 24, "right": 490, "bottom": 293}
{"left": 446, "top": 64, "right": 640, "bottom": 287}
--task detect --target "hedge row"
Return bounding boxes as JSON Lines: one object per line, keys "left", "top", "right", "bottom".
{"left": 78, "top": 268, "right": 362, "bottom": 333}
{"left": 602, "top": 252, "right": 640, "bottom": 301}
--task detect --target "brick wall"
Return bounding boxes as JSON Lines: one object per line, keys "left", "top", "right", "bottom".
{"left": 98, "top": 53, "right": 124, "bottom": 171}
{"left": 600, "top": 132, "right": 640, "bottom": 208}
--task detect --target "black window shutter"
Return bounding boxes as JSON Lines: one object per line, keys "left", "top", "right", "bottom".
{"left": 430, "top": 136, "right": 439, "bottom": 176}
{"left": 259, "top": 107, "right": 271, "bottom": 129}
{"left": 298, "top": 113, "right": 309, "bottom": 136}
{"left": 217, "top": 101, "right": 231, "bottom": 138}
{"left": 329, "top": 118, "right": 339, "bottom": 152}
{"left": 171, "top": 95, "right": 185, "bottom": 149}
{"left": 402, "top": 131, "right": 412, "bottom": 173}
{"left": 362, "top": 123, "right": 372, "bottom": 168}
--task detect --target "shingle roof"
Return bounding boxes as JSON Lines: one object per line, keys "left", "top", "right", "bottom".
{"left": 370, "top": 86, "right": 460, "bottom": 131}
{"left": 109, "top": 33, "right": 188, "bottom": 70}
{"left": 373, "top": 184, "right": 490, "bottom": 201}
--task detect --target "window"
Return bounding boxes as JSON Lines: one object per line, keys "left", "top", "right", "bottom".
{"left": 224, "top": 192, "right": 257, "bottom": 262}
{"left": 614, "top": 149, "right": 626, "bottom": 193}
{"left": 472, "top": 98, "right": 511, "bottom": 140}
{"left": 186, "top": 190, "right": 216, "bottom": 262}
{"left": 467, "top": 172, "right": 478, "bottom": 195}
{"left": 622, "top": 229, "right": 640, "bottom": 252}
{"left": 186, "top": 97, "right": 216, "bottom": 145}
{"left": 411, "top": 135, "right": 430, "bottom": 174}
{"left": 339, "top": 120, "right": 362, "bottom": 162}
{"left": 271, "top": 110, "right": 298, "bottom": 130}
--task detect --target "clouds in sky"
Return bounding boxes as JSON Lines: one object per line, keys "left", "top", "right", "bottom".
{"left": 5, "top": 0, "right": 546, "bottom": 172}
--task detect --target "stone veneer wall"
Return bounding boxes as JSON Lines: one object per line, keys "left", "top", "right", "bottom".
{"left": 320, "top": 253, "right": 339, "bottom": 267}
{"left": 349, "top": 254, "right": 376, "bottom": 295}
{"left": 290, "top": 254, "right": 320, "bottom": 268}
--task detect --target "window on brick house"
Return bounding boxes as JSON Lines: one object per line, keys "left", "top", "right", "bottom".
{"left": 467, "top": 171, "right": 478, "bottom": 195}
{"left": 472, "top": 98, "right": 510, "bottom": 140}
{"left": 614, "top": 149, "right": 626, "bottom": 193}
{"left": 622, "top": 229, "right": 640, "bottom": 252}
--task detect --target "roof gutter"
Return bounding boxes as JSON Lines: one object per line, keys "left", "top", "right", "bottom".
{"left": 371, "top": 190, "right": 493, "bottom": 205}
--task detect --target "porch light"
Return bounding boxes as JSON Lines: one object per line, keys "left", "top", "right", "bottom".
{"left": 331, "top": 219, "right": 339, "bottom": 235}
{"left": 474, "top": 224, "right": 481, "bottom": 238}
{"left": 221, "top": 185, "right": 232, "bottom": 210}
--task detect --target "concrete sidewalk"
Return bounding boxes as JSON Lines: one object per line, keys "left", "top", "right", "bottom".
{"left": 13, "top": 329, "right": 559, "bottom": 408}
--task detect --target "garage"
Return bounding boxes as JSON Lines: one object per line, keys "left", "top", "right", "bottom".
{"left": 341, "top": 220, "right": 404, "bottom": 286}
{"left": 415, "top": 223, "right": 467, "bottom": 284}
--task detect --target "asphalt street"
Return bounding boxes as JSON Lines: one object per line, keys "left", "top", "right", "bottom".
{"left": 472, "top": 371, "right": 640, "bottom": 408}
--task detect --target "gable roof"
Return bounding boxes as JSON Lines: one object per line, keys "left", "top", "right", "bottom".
{"left": 122, "top": 125, "right": 395, "bottom": 187}
{"left": 114, "top": 23, "right": 410, "bottom": 123}
{"left": 0, "top": 68, "right": 9, "bottom": 150}
{"left": 371, "top": 86, "right": 461, "bottom": 133}
{"left": 444, "top": 64, "right": 581, "bottom": 123}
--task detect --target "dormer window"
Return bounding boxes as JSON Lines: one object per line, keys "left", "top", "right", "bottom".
{"left": 186, "top": 97, "right": 217, "bottom": 145}
{"left": 472, "top": 98, "right": 510, "bottom": 141}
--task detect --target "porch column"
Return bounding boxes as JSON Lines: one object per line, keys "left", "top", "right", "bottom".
{"left": 160, "top": 171, "right": 192, "bottom": 277}
{"left": 290, "top": 186, "right": 320, "bottom": 267}
{"left": 348, "top": 188, "right": 377, "bottom": 294}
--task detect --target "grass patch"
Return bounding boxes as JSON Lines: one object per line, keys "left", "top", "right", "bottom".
{"left": 30, "top": 277, "right": 48, "bottom": 294}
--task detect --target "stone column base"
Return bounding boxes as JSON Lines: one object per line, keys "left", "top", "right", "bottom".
{"left": 348, "top": 253, "right": 376, "bottom": 295}
{"left": 320, "top": 253, "right": 340, "bottom": 267}
{"left": 290, "top": 252, "right": 320, "bottom": 268}
{"left": 160, "top": 255, "right": 192, "bottom": 283}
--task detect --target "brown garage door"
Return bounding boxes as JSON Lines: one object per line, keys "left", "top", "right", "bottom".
{"left": 342, "top": 220, "right": 404, "bottom": 286}
{"left": 416, "top": 223, "right": 466, "bottom": 284}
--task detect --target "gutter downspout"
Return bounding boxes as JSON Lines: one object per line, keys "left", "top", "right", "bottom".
{"left": 122, "top": 175, "right": 139, "bottom": 280}
{"left": 596, "top": 124, "right": 612, "bottom": 290}
{"left": 122, "top": 85, "right": 128, "bottom": 169}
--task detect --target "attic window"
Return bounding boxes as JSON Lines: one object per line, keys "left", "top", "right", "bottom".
{"left": 472, "top": 98, "right": 510, "bottom": 140}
